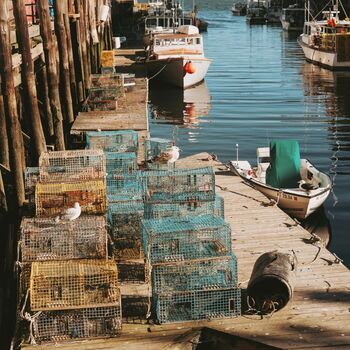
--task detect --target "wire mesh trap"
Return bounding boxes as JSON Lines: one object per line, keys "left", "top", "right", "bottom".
{"left": 38, "top": 150, "right": 106, "bottom": 184}
{"left": 144, "top": 138, "right": 174, "bottom": 170}
{"left": 86, "top": 130, "right": 139, "bottom": 153}
{"left": 91, "top": 73, "right": 123, "bottom": 88}
{"left": 121, "top": 295, "right": 149, "bottom": 322}
{"left": 117, "top": 261, "right": 149, "bottom": 284}
{"left": 143, "top": 167, "right": 216, "bottom": 203}
{"left": 30, "top": 260, "right": 119, "bottom": 311}
{"left": 144, "top": 195, "right": 224, "bottom": 220}
{"left": 19, "top": 216, "right": 107, "bottom": 262}
{"left": 108, "top": 202, "right": 144, "bottom": 260}
{"left": 24, "top": 167, "right": 40, "bottom": 210}
{"left": 154, "top": 288, "right": 241, "bottom": 324}
{"left": 35, "top": 180, "right": 107, "bottom": 217}
{"left": 31, "top": 305, "right": 122, "bottom": 343}
{"left": 151, "top": 255, "right": 237, "bottom": 294}
{"left": 105, "top": 152, "right": 138, "bottom": 176}
{"left": 142, "top": 215, "right": 231, "bottom": 263}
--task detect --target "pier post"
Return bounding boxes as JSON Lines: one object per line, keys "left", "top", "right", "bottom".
{"left": 38, "top": 0, "right": 66, "bottom": 150}
{"left": 13, "top": 0, "right": 47, "bottom": 159}
{"left": 0, "top": 76, "right": 10, "bottom": 170}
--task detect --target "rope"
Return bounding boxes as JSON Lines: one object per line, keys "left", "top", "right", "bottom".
{"left": 20, "top": 290, "right": 41, "bottom": 345}
{"left": 148, "top": 62, "right": 169, "bottom": 81}
{"left": 145, "top": 244, "right": 153, "bottom": 321}
{"left": 339, "top": 0, "right": 349, "bottom": 20}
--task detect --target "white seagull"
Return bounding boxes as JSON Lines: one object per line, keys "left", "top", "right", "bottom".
{"left": 149, "top": 146, "right": 180, "bottom": 164}
{"left": 55, "top": 202, "right": 81, "bottom": 223}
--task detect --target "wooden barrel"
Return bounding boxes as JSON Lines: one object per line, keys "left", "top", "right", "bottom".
{"left": 247, "top": 251, "right": 297, "bottom": 314}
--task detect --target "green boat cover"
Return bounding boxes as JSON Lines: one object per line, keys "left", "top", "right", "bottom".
{"left": 266, "top": 140, "right": 301, "bottom": 188}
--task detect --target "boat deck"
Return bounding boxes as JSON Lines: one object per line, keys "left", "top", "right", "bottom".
{"left": 21, "top": 153, "right": 350, "bottom": 350}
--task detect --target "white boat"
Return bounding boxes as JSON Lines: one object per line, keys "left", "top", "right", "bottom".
{"left": 146, "top": 25, "right": 211, "bottom": 89}
{"left": 229, "top": 140, "right": 332, "bottom": 219}
{"left": 298, "top": 0, "right": 350, "bottom": 70}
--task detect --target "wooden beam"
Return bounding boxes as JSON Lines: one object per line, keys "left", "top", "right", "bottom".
{"left": 12, "top": 43, "right": 43, "bottom": 70}
{"left": 13, "top": 0, "right": 46, "bottom": 159}
{"left": 0, "top": 76, "right": 10, "bottom": 170}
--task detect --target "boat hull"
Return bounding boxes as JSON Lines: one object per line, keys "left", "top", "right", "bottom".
{"left": 281, "top": 20, "right": 303, "bottom": 32}
{"left": 146, "top": 57, "right": 211, "bottom": 89}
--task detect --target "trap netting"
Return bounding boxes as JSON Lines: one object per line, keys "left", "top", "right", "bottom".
{"left": 38, "top": 150, "right": 106, "bottom": 183}
{"left": 143, "top": 167, "right": 215, "bottom": 203}
{"left": 142, "top": 215, "right": 231, "bottom": 263}
{"left": 151, "top": 255, "right": 237, "bottom": 294}
{"left": 117, "top": 261, "right": 149, "bottom": 284}
{"left": 86, "top": 130, "right": 138, "bottom": 153}
{"left": 144, "top": 138, "right": 174, "bottom": 170}
{"left": 31, "top": 305, "right": 122, "bottom": 343}
{"left": 105, "top": 152, "right": 138, "bottom": 176}
{"left": 30, "top": 260, "right": 119, "bottom": 311}
{"left": 19, "top": 216, "right": 107, "bottom": 262}
{"left": 35, "top": 180, "right": 107, "bottom": 217}
{"left": 91, "top": 73, "right": 123, "bottom": 88}
{"left": 24, "top": 167, "right": 40, "bottom": 210}
{"left": 144, "top": 195, "right": 224, "bottom": 220}
{"left": 153, "top": 288, "right": 241, "bottom": 324}
{"left": 108, "top": 202, "right": 144, "bottom": 260}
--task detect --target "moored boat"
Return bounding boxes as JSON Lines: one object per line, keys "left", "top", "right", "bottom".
{"left": 246, "top": 1, "right": 267, "bottom": 25}
{"left": 281, "top": 4, "right": 305, "bottom": 32}
{"left": 146, "top": 25, "right": 211, "bottom": 89}
{"left": 229, "top": 140, "right": 332, "bottom": 219}
{"left": 232, "top": 2, "right": 247, "bottom": 16}
{"left": 298, "top": 0, "right": 350, "bottom": 70}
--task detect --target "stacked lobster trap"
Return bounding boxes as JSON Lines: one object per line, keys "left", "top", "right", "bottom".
{"left": 18, "top": 150, "right": 122, "bottom": 344}
{"left": 141, "top": 166, "right": 241, "bottom": 324}
{"left": 144, "top": 138, "right": 175, "bottom": 170}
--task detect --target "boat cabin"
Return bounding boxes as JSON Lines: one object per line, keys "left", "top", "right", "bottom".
{"left": 145, "top": 15, "right": 192, "bottom": 34}
{"left": 256, "top": 147, "right": 270, "bottom": 183}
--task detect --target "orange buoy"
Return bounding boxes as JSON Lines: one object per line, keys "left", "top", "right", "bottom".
{"left": 184, "top": 61, "right": 196, "bottom": 74}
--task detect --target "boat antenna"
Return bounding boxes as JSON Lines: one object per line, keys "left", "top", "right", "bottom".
{"left": 236, "top": 143, "right": 239, "bottom": 163}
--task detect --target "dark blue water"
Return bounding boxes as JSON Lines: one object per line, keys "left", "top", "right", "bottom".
{"left": 148, "top": 5, "right": 350, "bottom": 267}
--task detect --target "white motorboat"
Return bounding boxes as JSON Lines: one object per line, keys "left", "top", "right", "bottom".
{"left": 298, "top": 0, "right": 350, "bottom": 70}
{"left": 146, "top": 25, "right": 211, "bottom": 89}
{"left": 229, "top": 140, "right": 332, "bottom": 219}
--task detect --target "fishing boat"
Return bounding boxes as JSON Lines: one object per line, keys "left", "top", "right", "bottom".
{"left": 281, "top": 4, "right": 305, "bottom": 32}
{"left": 146, "top": 24, "right": 211, "bottom": 89}
{"left": 232, "top": 2, "right": 247, "bottom": 16}
{"left": 265, "top": 0, "right": 282, "bottom": 24}
{"left": 298, "top": 0, "right": 350, "bottom": 70}
{"left": 246, "top": 0, "right": 268, "bottom": 25}
{"left": 229, "top": 140, "right": 332, "bottom": 219}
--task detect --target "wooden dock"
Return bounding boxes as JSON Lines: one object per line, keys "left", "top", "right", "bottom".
{"left": 22, "top": 153, "right": 350, "bottom": 350}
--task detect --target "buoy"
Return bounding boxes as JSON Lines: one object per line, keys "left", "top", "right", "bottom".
{"left": 184, "top": 61, "right": 196, "bottom": 74}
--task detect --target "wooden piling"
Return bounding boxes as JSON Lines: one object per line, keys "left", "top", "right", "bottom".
{"left": 0, "top": 0, "right": 25, "bottom": 207}
{"left": 0, "top": 78, "right": 10, "bottom": 170}
{"left": 38, "top": 0, "right": 66, "bottom": 150}
{"left": 13, "top": 0, "right": 46, "bottom": 159}
{"left": 53, "top": 0, "right": 75, "bottom": 124}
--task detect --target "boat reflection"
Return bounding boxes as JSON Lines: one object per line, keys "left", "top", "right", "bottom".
{"left": 149, "top": 81, "right": 212, "bottom": 127}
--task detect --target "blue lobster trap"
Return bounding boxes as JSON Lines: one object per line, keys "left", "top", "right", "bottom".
{"left": 144, "top": 138, "right": 174, "bottom": 170}
{"left": 153, "top": 287, "right": 241, "bottom": 324}
{"left": 143, "top": 167, "right": 215, "bottom": 203}
{"left": 86, "top": 130, "right": 138, "bottom": 153}
{"left": 108, "top": 202, "right": 145, "bottom": 259}
{"left": 105, "top": 152, "right": 138, "bottom": 176}
{"left": 151, "top": 255, "right": 238, "bottom": 294}
{"left": 144, "top": 195, "right": 224, "bottom": 220}
{"left": 142, "top": 215, "right": 231, "bottom": 263}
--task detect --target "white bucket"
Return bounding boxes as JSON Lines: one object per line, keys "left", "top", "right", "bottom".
{"left": 98, "top": 5, "right": 110, "bottom": 21}
{"left": 113, "top": 37, "right": 121, "bottom": 49}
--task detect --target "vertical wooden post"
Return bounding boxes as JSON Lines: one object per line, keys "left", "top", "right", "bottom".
{"left": 38, "top": 0, "right": 65, "bottom": 150}
{"left": 53, "top": 0, "right": 75, "bottom": 124}
{"left": 79, "top": 0, "right": 91, "bottom": 90}
{"left": 13, "top": 0, "right": 46, "bottom": 159}
{"left": 0, "top": 76, "right": 10, "bottom": 170}
{"left": 0, "top": 1, "right": 25, "bottom": 207}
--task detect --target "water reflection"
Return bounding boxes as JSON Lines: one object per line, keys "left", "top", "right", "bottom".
{"left": 149, "top": 81, "right": 212, "bottom": 128}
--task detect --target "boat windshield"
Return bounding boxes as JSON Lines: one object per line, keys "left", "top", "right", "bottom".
{"left": 154, "top": 36, "right": 202, "bottom": 47}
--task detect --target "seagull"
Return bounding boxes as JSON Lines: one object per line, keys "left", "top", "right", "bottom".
{"left": 55, "top": 202, "right": 81, "bottom": 223}
{"left": 148, "top": 146, "right": 180, "bottom": 164}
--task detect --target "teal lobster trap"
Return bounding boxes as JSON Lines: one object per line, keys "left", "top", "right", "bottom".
{"left": 153, "top": 287, "right": 241, "bottom": 324}
{"left": 105, "top": 152, "right": 138, "bottom": 176}
{"left": 143, "top": 167, "right": 215, "bottom": 203}
{"left": 142, "top": 215, "right": 231, "bottom": 263}
{"left": 151, "top": 255, "right": 238, "bottom": 294}
{"left": 144, "top": 195, "right": 224, "bottom": 220}
{"left": 144, "top": 138, "right": 174, "bottom": 170}
{"left": 86, "top": 130, "right": 138, "bottom": 153}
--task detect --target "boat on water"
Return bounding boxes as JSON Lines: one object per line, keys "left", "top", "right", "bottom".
{"left": 246, "top": 0, "right": 268, "bottom": 25}
{"left": 298, "top": 0, "right": 350, "bottom": 70}
{"left": 281, "top": 4, "right": 305, "bottom": 32}
{"left": 265, "top": 0, "right": 282, "bottom": 24}
{"left": 231, "top": 2, "right": 247, "bottom": 16}
{"left": 229, "top": 140, "right": 332, "bottom": 219}
{"left": 146, "top": 24, "right": 211, "bottom": 89}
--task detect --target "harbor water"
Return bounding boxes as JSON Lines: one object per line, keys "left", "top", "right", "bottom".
{"left": 148, "top": 2, "right": 350, "bottom": 267}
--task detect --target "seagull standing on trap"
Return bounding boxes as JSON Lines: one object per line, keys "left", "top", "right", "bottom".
{"left": 149, "top": 146, "right": 180, "bottom": 165}
{"left": 55, "top": 202, "right": 81, "bottom": 223}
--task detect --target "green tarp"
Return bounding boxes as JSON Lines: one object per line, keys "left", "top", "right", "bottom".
{"left": 266, "top": 140, "right": 301, "bottom": 188}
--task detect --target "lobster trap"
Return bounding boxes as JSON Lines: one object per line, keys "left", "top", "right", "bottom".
{"left": 117, "top": 261, "right": 149, "bottom": 284}
{"left": 31, "top": 305, "right": 121, "bottom": 343}
{"left": 122, "top": 295, "right": 149, "bottom": 322}
{"left": 151, "top": 256, "right": 237, "bottom": 294}
{"left": 153, "top": 288, "right": 241, "bottom": 324}
{"left": 35, "top": 180, "right": 107, "bottom": 217}
{"left": 144, "top": 138, "right": 174, "bottom": 170}
{"left": 19, "top": 216, "right": 107, "bottom": 262}
{"left": 142, "top": 215, "right": 231, "bottom": 263}
{"left": 144, "top": 195, "right": 224, "bottom": 220}
{"left": 38, "top": 150, "right": 106, "bottom": 183}
{"left": 24, "top": 167, "right": 40, "bottom": 210}
{"left": 108, "top": 202, "right": 144, "bottom": 260}
{"left": 86, "top": 130, "right": 138, "bottom": 153}
{"left": 91, "top": 73, "right": 123, "bottom": 88}
{"left": 30, "top": 260, "right": 119, "bottom": 311}
{"left": 143, "top": 167, "right": 215, "bottom": 203}
{"left": 105, "top": 152, "right": 138, "bottom": 176}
